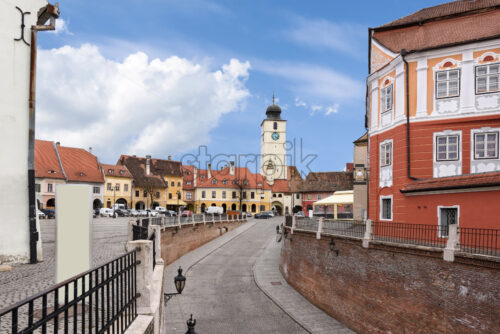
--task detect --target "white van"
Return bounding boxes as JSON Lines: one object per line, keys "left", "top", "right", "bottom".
{"left": 205, "top": 206, "right": 223, "bottom": 215}
{"left": 99, "top": 208, "right": 113, "bottom": 217}
{"left": 155, "top": 206, "right": 167, "bottom": 214}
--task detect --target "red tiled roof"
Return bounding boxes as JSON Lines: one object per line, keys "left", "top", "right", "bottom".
{"left": 182, "top": 165, "right": 195, "bottom": 190}
{"left": 196, "top": 166, "right": 271, "bottom": 190}
{"left": 100, "top": 163, "right": 132, "bottom": 178}
{"left": 373, "top": 1, "right": 500, "bottom": 53}
{"left": 301, "top": 171, "right": 353, "bottom": 193}
{"left": 58, "top": 145, "right": 104, "bottom": 183}
{"left": 271, "top": 179, "right": 290, "bottom": 193}
{"left": 35, "top": 140, "right": 65, "bottom": 179}
{"left": 118, "top": 155, "right": 182, "bottom": 188}
{"left": 401, "top": 172, "right": 500, "bottom": 193}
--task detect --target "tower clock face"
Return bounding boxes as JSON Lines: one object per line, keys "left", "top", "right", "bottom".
{"left": 271, "top": 132, "right": 280, "bottom": 141}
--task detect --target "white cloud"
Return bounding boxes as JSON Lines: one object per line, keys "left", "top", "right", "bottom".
{"left": 285, "top": 17, "right": 364, "bottom": 56}
{"left": 325, "top": 104, "right": 340, "bottom": 115}
{"left": 295, "top": 97, "right": 307, "bottom": 108}
{"left": 36, "top": 44, "right": 250, "bottom": 161}
{"left": 50, "top": 18, "right": 72, "bottom": 35}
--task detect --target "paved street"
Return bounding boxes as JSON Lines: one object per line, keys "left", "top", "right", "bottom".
{"left": 163, "top": 217, "right": 352, "bottom": 334}
{"left": 0, "top": 217, "right": 130, "bottom": 310}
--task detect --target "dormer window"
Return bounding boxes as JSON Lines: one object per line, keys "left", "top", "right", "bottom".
{"left": 244, "top": 180, "right": 249, "bottom": 185}
{"left": 436, "top": 69, "right": 460, "bottom": 98}
{"left": 119, "top": 170, "right": 125, "bottom": 175}
{"left": 222, "top": 179, "right": 227, "bottom": 185}
{"left": 212, "top": 179, "right": 217, "bottom": 184}
{"left": 48, "top": 170, "right": 56, "bottom": 174}
{"left": 381, "top": 84, "right": 393, "bottom": 112}
{"left": 108, "top": 169, "right": 114, "bottom": 175}
{"left": 476, "top": 64, "right": 499, "bottom": 94}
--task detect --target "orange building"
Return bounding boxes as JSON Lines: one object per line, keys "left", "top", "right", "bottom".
{"left": 367, "top": 1, "right": 500, "bottom": 231}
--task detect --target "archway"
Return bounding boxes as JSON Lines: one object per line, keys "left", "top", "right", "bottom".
{"left": 272, "top": 202, "right": 283, "bottom": 215}
{"left": 46, "top": 198, "right": 55, "bottom": 208}
{"left": 251, "top": 204, "right": 256, "bottom": 213}
{"left": 116, "top": 198, "right": 128, "bottom": 208}
{"left": 201, "top": 203, "right": 206, "bottom": 212}
{"left": 231, "top": 203, "right": 236, "bottom": 211}
{"left": 135, "top": 201, "right": 145, "bottom": 210}
{"left": 152, "top": 201, "right": 160, "bottom": 209}
{"left": 107, "top": 200, "right": 112, "bottom": 208}
{"left": 211, "top": 203, "right": 216, "bottom": 207}
{"left": 222, "top": 203, "right": 227, "bottom": 213}
{"left": 293, "top": 205, "right": 302, "bottom": 214}
{"left": 93, "top": 199, "right": 102, "bottom": 209}
{"left": 242, "top": 204, "right": 247, "bottom": 212}
{"left": 307, "top": 205, "right": 313, "bottom": 211}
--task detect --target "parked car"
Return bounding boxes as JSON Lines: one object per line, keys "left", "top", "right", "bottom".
{"left": 99, "top": 208, "right": 113, "bottom": 217}
{"left": 181, "top": 210, "right": 192, "bottom": 217}
{"left": 41, "top": 209, "right": 55, "bottom": 219}
{"left": 138, "top": 209, "right": 148, "bottom": 217}
{"left": 129, "top": 209, "right": 140, "bottom": 217}
{"left": 164, "top": 210, "right": 177, "bottom": 217}
{"left": 37, "top": 209, "right": 46, "bottom": 219}
{"left": 267, "top": 211, "right": 275, "bottom": 217}
{"left": 155, "top": 206, "right": 168, "bottom": 214}
{"left": 115, "top": 208, "right": 129, "bottom": 217}
{"left": 205, "top": 206, "right": 223, "bottom": 215}
{"left": 255, "top": 212, "right": 272, "bottom": 219}
{"left": 146, "top": 209, "right": 159, "bottom": 217}
{"left": 245, "top": 212, "right": 252, "bottom": 217}
{"left": 295, "top": 211, "right": 306, "bottom": 218}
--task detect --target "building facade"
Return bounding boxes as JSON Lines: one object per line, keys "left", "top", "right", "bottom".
{"left": 35, "top": 140, "right": 66, "bottom": 209}
{"left": 261, "top": 98, "right": 287, "bottom": 184}
{"left": 101, "top": 164, "right": 133, "bottom": 209}
{"left": 367, "top": 0, "right": 500, "bottom": 230}
{"left": 353, "top": 133, "right": 368, "bottom": 220}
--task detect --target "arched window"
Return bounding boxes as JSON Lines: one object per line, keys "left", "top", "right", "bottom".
{"left": 273, "top": 122, "right": 277, "bottom": 130}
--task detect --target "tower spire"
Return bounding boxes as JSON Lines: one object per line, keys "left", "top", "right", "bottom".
{"left": 272, "top": 92, "right": 275, "bottom": 105}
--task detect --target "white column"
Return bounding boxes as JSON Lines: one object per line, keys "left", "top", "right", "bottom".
{"left": 416, "top": 57, "right": 428, "bottom": 117}
{"left": 316, "top": 217, "right": 324, "bottom": 240}
{"left": 126, "top": 240, "right": 153, "bottom": 314}
{"left": 362, "top": 219, "right": 373, "bottom": 248}
{"left": 443, "top": 224, "right": 459, "bottom": 262}
{"left": 291, "top": 215, "right": 297, "bottom": 234}
{"left": 395, "top": 62, "right": 405, "bottom": 121}
{"left": 461, "top": 50, "right": 475, "bottom": 113}
{"left": 370, "top": 81, "right": 379, "bottom": 130}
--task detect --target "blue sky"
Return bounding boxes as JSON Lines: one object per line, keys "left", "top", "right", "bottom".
{"left": 36, "top": 0, "right": 445, "bottom": 174}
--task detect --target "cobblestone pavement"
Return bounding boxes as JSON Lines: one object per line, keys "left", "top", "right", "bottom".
{"left": 164, "top": 217, "right": 310, "bottom": 334}
{"left": 0, "top": 217, "right": 130, "bottom": 311}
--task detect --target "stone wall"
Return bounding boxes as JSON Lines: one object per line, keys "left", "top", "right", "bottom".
{"left": 280, "top": 229, "right": 500, "bottom": 334}
{"left": 160, "top": 220, "right": 245, "bottom": 265}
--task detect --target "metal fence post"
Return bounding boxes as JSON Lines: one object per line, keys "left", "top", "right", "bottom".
{"left": 316, "top": 217, "right": 324, "bottom": 239}
{"left": 192, "top": 213, "right": 195, "bottom": 226}
{"left": 362, "top": 219, "right": 373, "bottom": 248}
{"left": 126, "top": 240, "right": 153, "bottom": 314}
{"left": 444, "top": 224, "right": 459, "bottom": 262}
{"left": 291, "top": 215, "right": 297, "bottom": 234}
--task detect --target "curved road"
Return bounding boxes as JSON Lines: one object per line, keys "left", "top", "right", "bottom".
{"left": 164, "top": 218, "right": 307, "bottom": 333}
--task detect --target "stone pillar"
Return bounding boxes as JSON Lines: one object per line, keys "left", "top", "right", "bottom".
{"left": 460, "top": 50, "right": 475, "bottom": 114}
{"left": 177, "top": 214, "right": 181, "bottom": 228}
{"left": 191, "top": 213, "right": 195, "bottom": 226}
{"left": 316, "top": 217, "right": 324, "bottom": 240}
{"left": 152, "top": 225, "right": 163, "bottom": 265}
{"left": 212, "top": 214, "right": 215, "bottom": 224}
{"left": 334, "top": 205, "right": 338, "bottom": 220}
{"left": 444, "top": 224, "right": 459, "bottom": 262}
{"left": 291, "top": 215, "right": 297, "bottom": 234}
{"left": 128, "top": 220, "right": 136, "bottom": 241}
{"left": 126, "top": 240, "right": 153, "bottom": 314}
{"left": 203, "top": 214, "right": 206, "bottom": 225}
{"left": 362, "top": 219, "right": 373, "bottom": 248}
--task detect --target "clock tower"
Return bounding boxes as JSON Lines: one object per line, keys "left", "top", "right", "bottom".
{"left": 260, "top": 97, "right": 287, "bottom": 185}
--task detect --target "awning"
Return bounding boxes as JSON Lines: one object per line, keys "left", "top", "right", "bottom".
{"left": 313, "top": 190, "right": 353, "bottom": 207}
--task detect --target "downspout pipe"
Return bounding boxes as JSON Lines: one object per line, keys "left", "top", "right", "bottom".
{"left": 28, "top": 4, "right": 59, "bottom": 263}
{"left": 401, "top": 49, "right": 419, "bottom": 181}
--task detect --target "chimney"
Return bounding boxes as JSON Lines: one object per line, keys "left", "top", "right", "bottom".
{"left": 88, "top": 147, "right": 92, "bottom": 154}
{"left": 207, "top": 163, "right": 211, "bottom": 179}
{"left": 146, "top": 155, "right": 151, "bottom": 175}
{"left": 193, "top": 167, "right": 197, "bottom": 187}
{"left": 168, "top": 155, "right": 172, "bottom": 161}
{"left": 229, "top": 161, "right": 235, "bottom": 176}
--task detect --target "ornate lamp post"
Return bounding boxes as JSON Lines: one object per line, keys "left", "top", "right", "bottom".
{"left": 185, "top": 314, "right": 197, "bottom": 334}
{"left": 164, "top": 266, "right": 187, "bottom": 304}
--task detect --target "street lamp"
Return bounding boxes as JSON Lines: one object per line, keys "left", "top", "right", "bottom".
{"left": 164, "top": 266, "right": 187, "bottom": 305}
{"left": 177, "top": 190, "right": 182, "bottom": 215}
{"left": 113, "top": 184, "right": 118, "bottom": 218}
{"left": 185, "top": 314, "right": 197, "bottom": 334}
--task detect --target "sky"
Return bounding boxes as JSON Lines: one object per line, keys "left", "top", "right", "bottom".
{"left": 35, "top": 0, "right": 446, "bottom": 175}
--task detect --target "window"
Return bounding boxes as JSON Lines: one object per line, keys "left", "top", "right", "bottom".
{"left": 211, "top": 191, "right": 216, "bottom": 199}
{"left": 108, "top": 169, "right": 113, "bottom": 175}
{"left": 93, "top": 186, "right": 100, "bottom": 194}
{"left": 107, "top": 183, "right": 112, "bottom": 190}
{"left": 244, "top": 180, "right": 249, "bottom": 185}
{"left": 260, "top": 205, "right": 265, "bottom": 211}
{"left": 178, "top": 182, "right": 181, "bottom": 187}
{"left": 143, "top": 191, "right": 147, "bottom": 197}
{"left": 115, "top": 184, "right": 120, "bottom": 191}
{"left": 186, "top": 192, "right": 192, "bottom": 200}
{"left": 232, "top": 191, "right": 237, "bottom": 199}
{"left": 476, "top": 64, "right": 499, "bottom": 94}
{"left": 261, "top": 193, "right": 265, "bottom": 199}
{"left": 317, "top": 194, "right": 321, "bottom": 200}
{"left": 439, "top": 207, "right": 458, "bottom": 238}
{"left": 243, "top": 192, "right": 247, "bottom": 199}
{"left": 124, "top": 184, "right": 128, "bottom": 192}
{"left": 436, "top": 69, "right": 460, "bottom": 98}
{"left": 155, "top": 192, "right": 160, "bottom": 199}
{"left": 381, "top": 197, "right": 392, "bottom": 220}
{"left": 278, "top": 194, "right": 282, "bottom": 198}
{"left": 185, "top": 170, "right": 191, "bottom": 175}
{"left": 380, "top": 142, "right": 392, "bottom": 167}
{"left": 201, "top": 191, "right": 206, "bottom": 199}
{"left": 135, "top": 190, "right": 139, "bottom": 197}
{"left": 251, "top": 192, "right": 255, "bottom": 199}
{"left": 381, "top": 84, "right": 393, "bottom": 112}
{"left": 474, "top": 132, "right": 498, "bottom": 159}
{"left": 273, "top": 122, "right": 277, "bottom": 130}
{"left": 187, "top": 181, "right": 191, "bottom": 185}
{"left": 296, "top": 194, "right": 300, "bottom": 199}
{"left": 273, "top": 194, "right": 276, "bottom": 198}
{"left": 222, "top": 191, "right": 226, "bottom": 199}
{"left": 307, "top": 194, "right": 311, "bottom": 200}
{"left": 169, "top": 193, "right": 172, "bottom": 199}
{"left": 223, "top": 179, "right": 227, "bottom": 185}
{"left": 258, "top": 182, "right": 262, "bottom": 187}
{"left": 212, "top": 179, "right": 217, "bottom": 184}
{"left": 436, "top": 135, "right": 459, "bottom": 161}
{"left": 48, "top": 183, "right": 53, "bottom": 192}
{"left": 120, "top": 170, "right": 125, "bottom": 175}
{"left": 35, "top": 184, "right": 41, "bottom": 193}
{"left": 171, "top": 181, "right": 175, "bottom": 187}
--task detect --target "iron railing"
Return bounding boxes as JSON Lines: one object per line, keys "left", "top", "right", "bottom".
{"left": 0, "top": 251, "right": 138, "bottom": 334}
{"left": 459, "top": 227, "right": 500, "bottom": 257}
{"left": 285, "top": 215, "right": 292, "bottom": 227}
{"left": 323, "top": 219, "right": 365, "bottom": 239}
{"left": 149, "top": 231, "right": 156, "bottom": 269}
{"left": 296, "top": 217, "right": 319, "bottom": 231}
{"left": 132, "top": 224, "right": 148, "bottom": 241}
{"left": 373, "top": 222, "right": 448, "bottom": 248}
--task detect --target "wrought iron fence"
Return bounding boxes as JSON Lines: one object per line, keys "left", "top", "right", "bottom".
{"left": 132, "top": 224, "right": 148, "bottom": 240}
{"left": 459, "top": 227, "right": 500, "bottom": 257}
{"left": 180, "top": 216, "right": 191, "bottom": 224}
{"left": 193, "top": 214, "right": 204, "bottom": 222}
{"left": 150, "top": 217, "right": 162, "bottom": 226}
{"left": 373, "top": 222, "right": 448, "bottom": 248}
{"left": 323, "top": 219, "right": 366, "bottom": 239}
{"left": 0, "top": 251, "right": 138, "bottom": 334}
{"left": 285, "top": 216, "right": 292, "bottom": 227}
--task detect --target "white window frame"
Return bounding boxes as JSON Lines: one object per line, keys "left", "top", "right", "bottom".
{"left": 474, "top": 131, "right": 499, "bottom": 160}
{"left": 201, "top": 191, "right": 206, "bottom": 199}
{"left": 186, "top": 192, "right": 192, "bottom": 200}
{"left": 435, "top": 69, "right": 460, "bottom": 99}
{"left": 380, "top": 195, "right": 393, "bottom": 221}
{"left": 380, "top": 84, "right": 393, "bottom": 113}
{"left": 437, "top": 205, "right": 459, "bottom": 238}
{"left": 436, "top": 134, "right": 460, "bottom": 161}
{"left": 222, "top": 191, "right": 226, "bottom": 199}
{"left": 475, "top": 63, "right": 500, "bottom": 94}
{"left": 211, "top": 191, "right": 216, "bottom": 199}
{"left": 380, "top": 142, "right": 392, "bottom": 167}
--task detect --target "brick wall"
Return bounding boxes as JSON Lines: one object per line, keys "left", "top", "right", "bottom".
{"left": 280, "top": 229, "right": 500, "bottom": 334}
{"left": 160, "top": 221, "right": 244, "bottom": 265}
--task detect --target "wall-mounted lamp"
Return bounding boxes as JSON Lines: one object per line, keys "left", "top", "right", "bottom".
{"left": 329, "top": 238, "right": 339, "bottom": 256}
{"left": 164, "top": 266, "right": 186, "bottom": 305}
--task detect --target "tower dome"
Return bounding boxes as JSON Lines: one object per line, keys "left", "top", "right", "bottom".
{"left": 265, "top": 94, "right": 282, "bottom": 119}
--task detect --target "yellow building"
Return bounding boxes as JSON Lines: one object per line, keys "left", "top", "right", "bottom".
{"left": 187, "top": 164, "right": 272, "bottom": 214}
{"left": 101, "top": 164, "right": 133, "bottom": 209}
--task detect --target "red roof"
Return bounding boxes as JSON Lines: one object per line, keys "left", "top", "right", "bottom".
{"left": 271, "top": 179, "right": 290, "bottom": 193}
{"left": 373, "top": 0, "right": 500, "bottom": 53}
{"left": 35, "top": 140, "right": 65, "bottom": 179}
{"left": 196, "top": 166, "right": 271, "bottom": 190}
{"left": 100, "top": 163, "right": 132, "bottom": 178}
{"left": 183, "top": 165, "right": 195, "bottom": 190}
{"left": 58, "top": 145, "right": 104, "bottom": 183}
{"left": 401, "top": 172, "right": 500, "bottom": 193}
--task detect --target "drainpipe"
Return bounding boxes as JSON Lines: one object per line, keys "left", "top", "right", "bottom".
{"left": 401, "top": 49, "right": 419, "bottom": 181}
{"left": 28, "top": 3, "right": 59, "bottom": 263}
